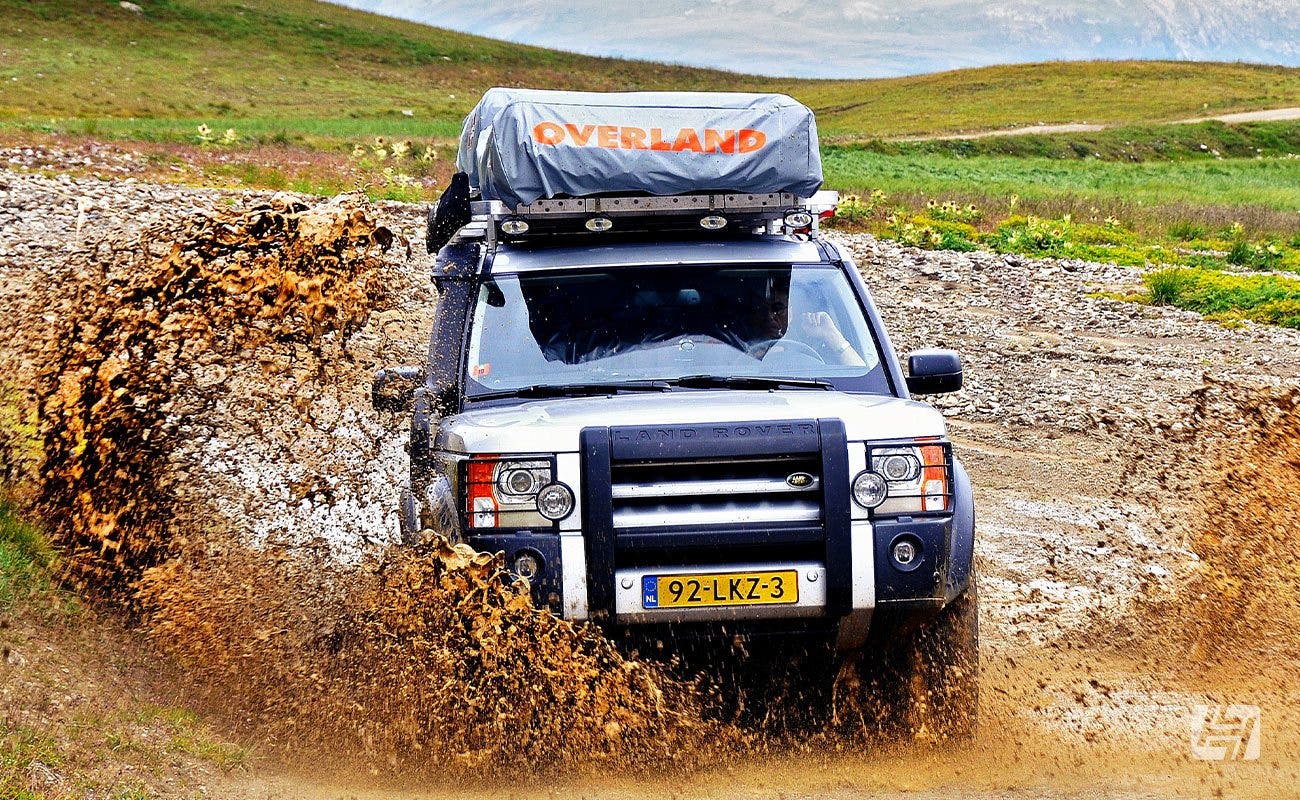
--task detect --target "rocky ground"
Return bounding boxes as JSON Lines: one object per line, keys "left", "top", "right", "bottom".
{"left": 2, "top": 155, "right": 1298, "bottom": 798}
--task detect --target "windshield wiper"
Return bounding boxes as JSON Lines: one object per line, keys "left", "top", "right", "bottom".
{"left": 469, "top": 380, "right": 672, "bottom": 402}
{"left": 666, "top": 375, "right": 833, "bottom": 390}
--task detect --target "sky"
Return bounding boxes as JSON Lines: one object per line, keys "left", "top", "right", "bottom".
{"left": 330, "top": 0, "right": 1300, "bottom": 79}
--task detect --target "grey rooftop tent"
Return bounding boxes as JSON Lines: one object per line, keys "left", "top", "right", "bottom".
{"left": 456, "top": 88, "right": 823, "bottom": 208}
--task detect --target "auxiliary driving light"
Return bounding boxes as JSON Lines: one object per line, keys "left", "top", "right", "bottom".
{"left": 699, "top": 214, "right": 728, "bottom": 230}
{"left": 851, "top": 471, "right": 888, "bottom": 509}
{"left": 500, "top": 217, "right": 530, "bottom": 235}
{"left": 892, "top": 539, "right": 918, "bottom": 567}
{"left": 585, "top": 216, "right": 614, "bottom": 232}
{"left": 784, "top": 210, "right": 814, "bottom": 229}
{"left": 536, "top": 482, "right": 575, "bottom": 520}
{"left": 513, "top": 551, "right": 542, "bottom": 580}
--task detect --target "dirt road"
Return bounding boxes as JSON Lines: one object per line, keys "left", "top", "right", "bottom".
{"left": 2, "top": 164, "right": 1298, "bottom": 798}
{"left": 900, "top": 106, "right": 1300, "bottom": 140}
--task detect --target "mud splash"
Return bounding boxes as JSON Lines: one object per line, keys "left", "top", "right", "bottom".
{"left": 27, "top": 193, "right": 734, "bottom": 776}
{"left": 35, "top": 194, "right": 393, "bottom": 594}
{"left": 136, "top": 533, "right": 730, "bottom": 774}
{"left": 1129, "top": 380, "right": 1300, "bottom": 666}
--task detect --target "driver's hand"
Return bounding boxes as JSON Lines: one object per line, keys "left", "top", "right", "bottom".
{"left": 800, "top": 311, "right": 847, "bottom": 348}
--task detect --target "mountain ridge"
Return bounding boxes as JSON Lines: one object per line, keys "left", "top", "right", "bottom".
{"left": 330, "top": 0, "right": 1300, "bottom": 79}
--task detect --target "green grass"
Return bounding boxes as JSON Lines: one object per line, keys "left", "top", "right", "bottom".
{"left": 1141, "top": 268, "right": 1300, "bottom": 327}
{"left": 131, "top": 706, "right": 252, "bottom": 771}
{"left": 1, "top": 726, "right": 63, "bottom": 799}
{"left": 823, "top": 148, "right": 1300, "bottom": 213}
{"left": 796, "top": 60, "right": 1300, "bottom": 140}
{"left": 4, "top": 0, "right": 1300, "bottom": 141}
{"left": 859, "top": 120, "right": 1300, "bottom": 160}
{"left": 13, "top": 115, "right": 465, "bottom": 148}
{"left": 827, "top": 187, "right": 1300, "bottom": 326}
{"left": 0, "top": 501, "right": 56, "bottom": 607}
{"left": 832, "top": 188, "right": 1300, "bottom": 267}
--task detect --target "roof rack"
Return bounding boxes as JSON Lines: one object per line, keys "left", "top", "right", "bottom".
{"left": 456, "top": 190, "right": 839, "bottom": 249}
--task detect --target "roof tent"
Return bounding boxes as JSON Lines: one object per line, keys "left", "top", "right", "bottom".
{"left": 457, "top": 88, "right": 823, "bottom": 209}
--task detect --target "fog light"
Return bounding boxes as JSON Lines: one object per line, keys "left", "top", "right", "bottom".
{"left": 500, "top": 217, "right": 529, "bottom": 235}
{"left": 536, "top": 482, "right": 575, "bottom": 520}
{"left": 851, "top": 471, "right": 888, "bottom": 508}
{"left": 585, "top": 216, "right": 613, "bottom": 232}
{"left": 700, "top": 214, "right": 728, "bottom": 230}
{"left": 513, "top": 551, "right": 541, "bottom": 580}
{"left": 784, "top": 210, "right": 814, "bottom": 228}
{"left": 892, "top": 539, "right": 918, "bottom": 566}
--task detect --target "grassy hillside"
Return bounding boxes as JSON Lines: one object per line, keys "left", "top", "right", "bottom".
{"left": 5, "top": 0, "right": 1300, "bottom": 140}
{"left": 799, "top": 60, "right": 1300, "bottom": 140}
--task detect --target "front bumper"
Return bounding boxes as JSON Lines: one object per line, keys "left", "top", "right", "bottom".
{"left": 466, "top": 515, "right": 950, "bottom": 633}
{"left": 463, "top": 419, "right": 957, "bottom": 635}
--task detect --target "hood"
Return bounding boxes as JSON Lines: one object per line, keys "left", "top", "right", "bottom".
{"left": 434, "top": 390, "right": 946, "bottom": 454}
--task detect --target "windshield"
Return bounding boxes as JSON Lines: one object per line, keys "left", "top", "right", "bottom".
{"left": 464, "top": 263, "right": 890, "bottom": 397}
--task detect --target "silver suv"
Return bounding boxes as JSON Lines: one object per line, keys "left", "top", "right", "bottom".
{"left": 375, "top": 191, "right": 978, "bottom": 736}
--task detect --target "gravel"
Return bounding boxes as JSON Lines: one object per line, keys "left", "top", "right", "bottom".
{"left": 835, "top": 233, "right": 1300, "bottom": 433}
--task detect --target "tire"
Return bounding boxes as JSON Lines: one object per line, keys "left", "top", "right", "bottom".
{"left": 398, "top": 487, "right": 421, "bottom": 546}
{"left": 663, "top": 635, "right": 838, "bottom": 733}
{"left": 739, "top": 637, "right": 838, "bottom": 733}
{"left": 833, "top": 578, "right": 980, "bottom": 741}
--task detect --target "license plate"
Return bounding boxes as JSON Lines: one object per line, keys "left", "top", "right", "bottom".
{"left": 641, "top": 570, "right": 799, "bottom": 609}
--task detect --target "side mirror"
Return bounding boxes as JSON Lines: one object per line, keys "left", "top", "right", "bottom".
{"left": 905, "top": 349, "right": 963, "bottom": 394}
{"left": 372, "top": 366, "right": 422, "bottom": 412}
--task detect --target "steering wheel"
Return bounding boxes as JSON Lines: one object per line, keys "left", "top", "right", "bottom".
{"left": 747, "top": 338, "right": 826, "bottom": 363}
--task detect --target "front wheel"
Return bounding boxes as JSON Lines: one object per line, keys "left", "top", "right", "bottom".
{"left": 833, "top": 579, "right": 980, "bottom": 741}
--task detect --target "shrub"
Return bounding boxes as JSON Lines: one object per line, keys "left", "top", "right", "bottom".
{"left": 1227, "top": 240, "right": 1284, "bottom": 270}
{"left": 1168, "top": 221, "right": 1208, "bottom": 241}
{"left": 1145, "top": 268, "right": 1194, "bottom": 305}
{"left": 1141, "top": 267, "right": 1300, "bottom": 328}
{"left": 830, "top": 190, "right": 887, "bottom": 228}
{"left": 1226, "top": 239, "right": 1254, "bottom": 266}
{"left": 989, "top": 215, "right": 1070, "bottom": 255}
{"left": 925, "top": 199, "right": 983, "bottom": 224}
{"left": 887, "top": 215, "right": 979, "bottom": 252}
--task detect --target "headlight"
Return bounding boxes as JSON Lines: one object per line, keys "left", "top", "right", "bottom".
{"left": 498, "top": 464, "right": 546, "bottom": 496}
{"left": 867, "top": 440, "right": 951, "bottom": 514}
{"left": 877, "top": 453, "right": 920, "bottom": 482}
{"left": 463, "top": 456, "right": 559, "bottom": 528}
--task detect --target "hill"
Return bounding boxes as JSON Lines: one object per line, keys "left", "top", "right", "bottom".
{"left": 4, "top": 0, "right": 1300, "bottom": 140}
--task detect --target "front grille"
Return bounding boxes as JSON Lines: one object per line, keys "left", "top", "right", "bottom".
{"left": 610, "top": 454, "right": 823, "bottom": 530}
{"left": 581, "top": 419, "right": 852, "bottom": 619}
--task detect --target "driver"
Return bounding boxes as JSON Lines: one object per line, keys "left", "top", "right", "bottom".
{"left": 749, "top": 281, "right": 866, "bottom": 367}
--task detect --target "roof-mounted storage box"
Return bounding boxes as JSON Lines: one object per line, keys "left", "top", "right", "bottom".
{"left": 458, "top": 88, "right": 823, "bottom": 209}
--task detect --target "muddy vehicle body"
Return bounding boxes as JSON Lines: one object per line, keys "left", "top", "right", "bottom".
{"left": 377, "top": 89, "right": 978, "bottom": 732}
